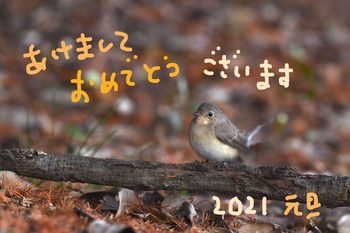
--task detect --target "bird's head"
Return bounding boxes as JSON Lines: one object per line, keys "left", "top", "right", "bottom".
{"left": 192, "top": 103, "right": 223, "bottom": 126}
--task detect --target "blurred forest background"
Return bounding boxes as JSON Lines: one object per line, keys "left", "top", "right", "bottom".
{"left": 1, "top": 0, "right": 350, "bottom": 232}
{"left": 1, "top": 0, "right": 349, "bottom": 172}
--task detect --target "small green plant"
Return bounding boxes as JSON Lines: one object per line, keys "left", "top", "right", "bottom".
{"left": 75, "top": 109, "right": 115, "bottom": 156}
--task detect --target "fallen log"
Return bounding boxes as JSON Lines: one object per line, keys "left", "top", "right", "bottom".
{"left": 1, "top": 149, "right": 350, "bottom": 207}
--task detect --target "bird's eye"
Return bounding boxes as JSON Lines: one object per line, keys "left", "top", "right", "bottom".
{"left": 207, "top": 111, "right": 214, "bottom": 118}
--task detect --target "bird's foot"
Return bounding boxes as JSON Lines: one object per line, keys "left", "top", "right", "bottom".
{"left": 215, "top": 160, "right": 228, "bottom": 170}
{"left": 194, "top": 160, "right": 208, "bottom": 164}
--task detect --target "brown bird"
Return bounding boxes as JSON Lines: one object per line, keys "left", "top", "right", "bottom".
{"left": 189, "top": 103, "right": 263, "bottom": 163}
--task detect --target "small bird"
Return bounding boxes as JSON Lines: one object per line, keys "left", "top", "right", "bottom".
{"left": 189, "top": 103, "right": 263, "bottom": 163}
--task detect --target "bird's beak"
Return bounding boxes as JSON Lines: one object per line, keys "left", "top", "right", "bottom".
{"left": 193, "top": 112, "right": 201, "bottom": 116}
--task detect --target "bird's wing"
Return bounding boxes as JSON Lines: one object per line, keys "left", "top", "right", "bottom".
{"left": 214, "top": 120, "right": 249, "bottom": 152}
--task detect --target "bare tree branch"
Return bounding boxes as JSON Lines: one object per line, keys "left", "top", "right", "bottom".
{"left": 1, "top": 149, "right": 350, "bottom": 207}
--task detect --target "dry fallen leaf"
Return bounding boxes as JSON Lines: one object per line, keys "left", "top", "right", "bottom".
{"left": 161, "top": 192, "right": 187, "bottom": 216}
{"left": 237, "top": 222, "right": 282, "bottom": 233}
{"left": 117, "top": 188, "right": 143, "bottom": 216}
{"left": 0, "top": 171, "right": 35, "bottom": 190}
{"left": 176, "top": 201, "right": 197, "bottom": 226}
{"left": 337, "top": 214, "right": 350, "bottom": 233}
{"left": 88, "top": 219, "right": 136, "bottom": 233}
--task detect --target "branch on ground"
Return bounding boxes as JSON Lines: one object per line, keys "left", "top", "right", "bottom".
{"left": 1, "top": 149, "right": 350, "bottom": 208}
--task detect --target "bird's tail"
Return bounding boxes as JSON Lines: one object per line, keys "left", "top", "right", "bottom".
{"left": 247, "top": 124, "right": 264, "bottom": 148}
{"left": 247, "top": 118, "right": 274, "bottom": 148}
